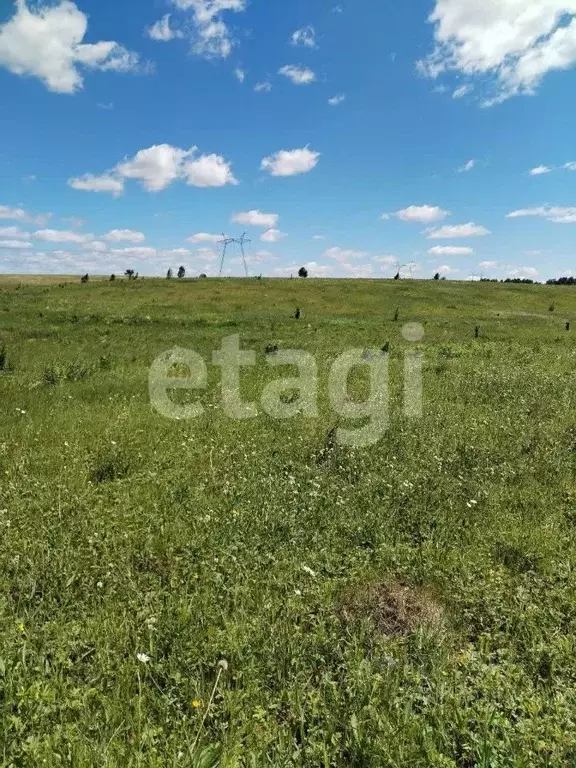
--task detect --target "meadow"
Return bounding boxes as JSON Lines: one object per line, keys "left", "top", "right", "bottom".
{"left": 1, "top": 275, "right": 576, "bottom": 766}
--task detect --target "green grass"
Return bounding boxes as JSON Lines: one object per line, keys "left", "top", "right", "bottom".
{"left": 2, "top": 276, "right": 576, "bottom": 766}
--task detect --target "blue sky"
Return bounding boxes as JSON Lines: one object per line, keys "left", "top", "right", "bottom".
{"left": 1, "top": 0, "right": 576, "bottom": 280}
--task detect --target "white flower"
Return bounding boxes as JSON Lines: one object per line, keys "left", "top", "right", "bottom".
{"left": 302, "top": 565, "right": 316, "bottom": 577}
{"left": 136, "top": 652, "right": 150, "bottom": 663}
{"left": 217, "top": 659, "right": 228, "bottom": 671}
{"left": 96, "top": 581, "right": 103, "bottom": 589}
{"left": 294, "top": 589, "right": 302, "bottom": 596}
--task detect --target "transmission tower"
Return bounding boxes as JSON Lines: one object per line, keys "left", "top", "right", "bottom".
{"left": 218, "top": 232, "right": 252, "bottom": 277}
{"left": 218, "top": 233, "right": 235, "bottom": 277}
{"left": 233, "top": 232, "right": 251, "bottom": 278}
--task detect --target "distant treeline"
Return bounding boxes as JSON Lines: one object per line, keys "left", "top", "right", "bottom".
{"left": 479, "top": 276, "right": 576, "bottom": 286}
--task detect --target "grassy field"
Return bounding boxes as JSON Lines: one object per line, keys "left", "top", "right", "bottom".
{"left": 2, "top": 275, "right": 576, "bottom": 766}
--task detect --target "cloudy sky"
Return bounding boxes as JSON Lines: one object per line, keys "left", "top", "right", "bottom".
{"left": 1, "top": 0, "right": 576, "bottom": 280}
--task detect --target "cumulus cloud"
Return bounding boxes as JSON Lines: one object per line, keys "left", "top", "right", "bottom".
{"left": 104, "top": 229, "right": 145, "bottom": 243}
{"left": 0, "top": 239, "right": 32, "bottom": 249}
{"left": 261, "top": 147, "right": 320, "bottom": 176}
{"left": 111, "top": 246, "right": 157, "bottom": 258}
{"left": 260, "top": 228, "right": 286, "bottom": 243}
{"left": 479, "top": 260, "right": 498, "bottom": 269}
{"left": 291, "top": 26, "right": 317, "bottom": 48}
{"left": 0, "top": 205, "right": 49, "bottom": 224}
{"left": 232, "top": 210, "right": 279, "bottom": 228}
{"left": 324, "top": 246, "right": 369, "bottom": 262}
{"left": 278, "top": 65, "right": 316, "bottom": 85}
{"left": 506, "top": 206, "right": 576, "bottom": 223}
{"left": 147, "top": 14, "right": 181, "bottom": 42}
{"left": 328, "top": 93, "right": 346, "bottom": 106}
{"left": 69, "top": 143, "right": 237, "bottom": 195}
{"left": 68, "top": 173, "right": 124, "bottom": 196}
{"left": 419, "top": 0, "right": 576, "bottom": 105}
{"left": 234, "top": 67, "right": 245, "bottom": 82}
{"left": 508, "top": 266, "right": 539, "bottom": 279}
{"left": 390, "top": 205, "right": 449, "bottom": 223}
{"left": 427, "top": 222, "right": 490, "bottom": 238}
{"left": 0, "top": 0, "right": 142, "bottom": 94}
{"left": 171, "top": 0, "right": 246, "bottom": 59}
{"left": 188, "top": 232, "right": 222, "bottom": 243}
{"left": 182, "top": 152, "right": 238, "bottom": 187}
{"left": 0, "top": 226, "right": 30, "bottom": 238}
{"left": 34, "top": 228, "right": 94, "bottom": 243}
{"left": 429, "top": 245, "right": 474, "bottom": 255}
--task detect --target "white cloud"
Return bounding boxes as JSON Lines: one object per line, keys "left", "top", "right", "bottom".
{"left": 0, "top": 239, "right": 32, "bottom": 249}
{"left": 171, "top": 0, "right": 246, "bottom": 59}
{"left": 34, "top": 228, "right": 94, "bottom": 243}
{"left": 372, "top": 255, "right": 398, "bottom": 266}
{"left": 182, "top": 152, "right": 238, "bottom": 187}
{"left": 68, "top": 173, "right": 124, "bottom": 196}
{"left": 506, "top": 205, "right": 576, "bottom": 223}
{"left": 71, "top": 144, "right": 237, "bottom": 195}
{"left": 479, "top": 260, "right": 498, "bottom": 269}
{"left": 117, "top": 144, "right": 190, "bottom": 192}
{"left": 565, "top": 161, "right": 576, "bottom": 170}
{"left": 274, "top": 261, "right": 332, "bottom": 277}
{"left": 81, "top": 240, "right": 107, "bottom": 252}
{"left": 0, "top": 205, "right": 49, "bottom": 224}
{"left": 111, "top": 247, "right": 157, "bottom": 258}
{"left": 104, "top": 229, "right": 145, "bottom": 243}
{"left": 291, "top": 26, "right": 317, "bottom": 48}
{"left": 234, "top": 67, "right": 245, "bottom": 82}
{"left": 437, "top": 264, "right": 458, "bottom": 275}
{"left": 419, "top": 0, "right": 576, "bottom": 104}
{"left": 0, "top": 0, "right": 142, "bottom": 94}
{"left": 341, "top": 262, "right": 374, "bottom": 277}
{"left": 427, "top": 222, "right": 490, "bottom": 238}
{"left": 260, "top": 228, "right": 286, "bottom": 243}
{"left": 312, "top": 234, "right": 325, "bottom": 240}
{"left": 232, "top": 210, "right": 279, "bottom": 228}
{"left": 0, "top": 226, "right": 30, "bottom": 238}
{"left": 147, "top": 14, "right": 181, "bottom": 42}
{"left": 162, "top": 248, "right": 192, "bottom": 257}
{"left": 188, "top": 232, "right": 222, "bottom": 243}
{"left": 328, "top": 93, "right": 346, "bottom": 106}
{"left": 508, "top": 266, "right": 539, "bottom": 279}
{"left": 254, "top": 80, "right": 272, "bottom": 92}
{"left": 324, "top": 246, "right": 369, "bottom": 262}
{"left": 429, "top": 245, "right": 474, "bottom": 255}
{"left": 278, "top": 65, "right": 316, "bottom": 85}
{"left": 261, "top": 147, "right": 320, "bottom": 176}
{"left": 458, "top": 159, "right": 475, "bottom": 172}
{"left": 530, "top": 165, "right": 553, "bottom": 175}
{"left": 453, "top": 84, "right": 472, "bottom": 99}
{"left": 392, "top": 205, "right": 449, "bottom": 223}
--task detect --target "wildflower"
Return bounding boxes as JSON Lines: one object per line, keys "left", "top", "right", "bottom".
{"left": 294, "top": 589, "right": 302, "bottom": 596}
{"left": 192, "top": 699, "right": 202, "bottom": 708}
{"left": 16, "top": 621, "right": 24, "bottom": 633}
{"left": 96, "top": 581, "right": 103, "bottom": 589}
{"left": 217, "top": 659, "right": 228, "bottom": 671}
{"left": 302, "top": 565, "right": 316, "bottom": 577}
{"left": 136, "top": 652, "right": 150, "bottom": 663}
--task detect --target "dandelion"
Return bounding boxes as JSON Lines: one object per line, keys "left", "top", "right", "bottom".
{"left": 192, "top": 699, "right": 202, "bottom": 709}
{"left": 96, "top": 581, "right": 103, "bottom": 589}
{"left": 136, "top": 652, "right": 150, "bottom": 663}
{"left": 16, "top": 621, "right": 24, "bottom": 633}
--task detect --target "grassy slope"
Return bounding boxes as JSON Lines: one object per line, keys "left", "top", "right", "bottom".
{"left": 1, "top": 277, "right": 576, "bottom": 766}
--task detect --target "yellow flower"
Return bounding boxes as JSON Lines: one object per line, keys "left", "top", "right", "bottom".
{"left": 191, "top": 700, "right": 202, "bottom": 709}
{"left": 16, "top": 621, "right": 24, "bottom": 633}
